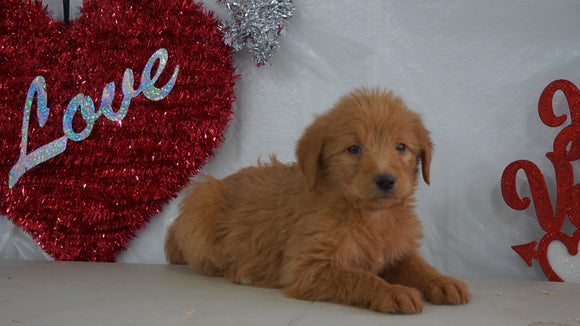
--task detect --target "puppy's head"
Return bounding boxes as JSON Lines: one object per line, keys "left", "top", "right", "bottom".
{"left": 296, "top": 88, "right": 432, "bottom": 208}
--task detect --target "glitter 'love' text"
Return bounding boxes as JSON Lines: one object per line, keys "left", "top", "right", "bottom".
{"left": 8, "top": 48, "right": 179, "bottom": 188}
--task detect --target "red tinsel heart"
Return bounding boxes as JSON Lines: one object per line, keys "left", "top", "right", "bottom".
{"left": 0, "top": 0, "right": 236, "bottom": 261}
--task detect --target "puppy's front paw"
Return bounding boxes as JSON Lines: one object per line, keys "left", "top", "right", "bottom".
{"left": 424, "top": 276, "right": 470, "bottom": 305}
{"left": 374, "top": 285, "right": 423, "bottom": 314}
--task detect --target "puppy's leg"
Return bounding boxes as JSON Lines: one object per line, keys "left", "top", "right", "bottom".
{"left": 381, "top": 253, "right": 471, "bottom": 305}
{"left": 284, "top": 263, "right": 423, "bottom": 314}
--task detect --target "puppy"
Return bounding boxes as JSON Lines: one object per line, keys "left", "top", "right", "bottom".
{"left": 165, "top": 88, "right": 470, "bottom": 314}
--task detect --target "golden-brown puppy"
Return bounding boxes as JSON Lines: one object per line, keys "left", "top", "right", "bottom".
{"left": 165, "top": 88, "right": 470, "bottom": 314}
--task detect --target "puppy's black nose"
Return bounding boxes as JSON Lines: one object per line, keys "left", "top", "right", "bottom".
{"left": 374, "top": 174, "right": 396, "bottom": 192}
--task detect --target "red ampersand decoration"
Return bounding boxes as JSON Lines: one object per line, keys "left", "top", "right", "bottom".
{"left": 501, "top": 79, "right": 580, "bottom": 282}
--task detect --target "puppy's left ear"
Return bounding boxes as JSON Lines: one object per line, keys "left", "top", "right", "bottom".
{"left": 296, "top": 120, "right": 324, "bottom": 191}
{"left": 417, "top": 122, "right": 433, "bottom": 185}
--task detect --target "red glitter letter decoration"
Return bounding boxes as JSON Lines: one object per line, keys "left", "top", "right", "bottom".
{"left": 501, "top": 79, "right": 580, "bottom": 281}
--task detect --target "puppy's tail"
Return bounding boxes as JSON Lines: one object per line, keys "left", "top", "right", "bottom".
{"left": 164, "top": 225, "right": 186, "bottom": 264}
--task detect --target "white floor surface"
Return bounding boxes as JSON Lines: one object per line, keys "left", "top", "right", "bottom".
{"left": 1, "top": 260, "right": 579, "bottom": 326}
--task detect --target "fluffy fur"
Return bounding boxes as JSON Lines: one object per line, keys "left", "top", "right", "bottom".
{"left": 165, "top": 88, "right": 470, "bottom": 314}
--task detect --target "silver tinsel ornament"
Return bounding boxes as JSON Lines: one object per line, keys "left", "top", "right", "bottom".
{"left": 218, "top": 0, "right": 295, "bottom": 65}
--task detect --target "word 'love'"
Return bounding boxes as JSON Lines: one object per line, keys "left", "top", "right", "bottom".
{"left": 8, "top": 48, "right": 179, "bottom": 189}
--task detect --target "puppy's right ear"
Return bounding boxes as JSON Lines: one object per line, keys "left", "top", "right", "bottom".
{"left": 296, "top": 122, "right": 324, "bottom": 191}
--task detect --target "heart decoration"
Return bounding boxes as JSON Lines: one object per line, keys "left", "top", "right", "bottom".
{"left": 511, "top": 230, "right": 580, "bottom": 282}
{"left": 547, "top": 238, "right": 580, "bottom": 283}
{"left": 0, "top": 0, "right": 236, "bottom": 261}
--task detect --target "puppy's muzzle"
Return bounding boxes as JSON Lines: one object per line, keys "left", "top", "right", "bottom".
{"left": 374, "top": 174, "right": 396, "bottom": 192}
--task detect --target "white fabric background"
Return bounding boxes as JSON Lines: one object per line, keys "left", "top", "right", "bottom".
{"left": 1, "top": 0, "right": 579, "bottom": 282}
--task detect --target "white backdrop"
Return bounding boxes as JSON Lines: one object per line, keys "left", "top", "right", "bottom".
{"left": 1, "top": 0, "right": 579, "bottom": 282}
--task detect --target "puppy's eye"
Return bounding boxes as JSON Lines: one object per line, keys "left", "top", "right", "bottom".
{"left": 347, "top": 145, "right": 362, "bottom": 154}
{"left": 396, "top": 143, "right": 406, "bottom": 152}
